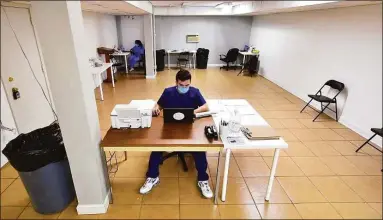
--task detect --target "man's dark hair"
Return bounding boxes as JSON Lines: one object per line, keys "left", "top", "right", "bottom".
{"left": 176, "top": 69, "right": 192, "bottom": 82}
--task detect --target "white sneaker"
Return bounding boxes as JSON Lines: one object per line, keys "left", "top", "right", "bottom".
{"left": 140, "top": 177, "right": 160, "bottom": 194}
{"left": 129, "top": 68, "right": 134, "bottom": 72}
{"left": 198, "top": 181, "right": 213, "bottom": 199}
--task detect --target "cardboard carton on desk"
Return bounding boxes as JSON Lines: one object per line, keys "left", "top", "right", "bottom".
{"left": 110, "top": 100, "right": 155, "bottom": 129}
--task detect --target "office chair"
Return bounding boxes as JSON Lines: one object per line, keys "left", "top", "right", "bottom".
{"left": 300, "top": 80, "right": 345, "bottom": 122}
{"left": 355, "top": 128, "right": 383, "bottom": 153}
{"left": 219, "top": 48, "right": 239, "bottom": 71}
{"left": 160, "top": 152, "right": 188, "bottom": 172}
{"left": 237, "top": 55, "right": 259, "bottom": 77}
{"left": 177, "top": 52, "right": 190, "bottom": 68}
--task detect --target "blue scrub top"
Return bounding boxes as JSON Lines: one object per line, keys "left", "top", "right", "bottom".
{"left": 157, "top": 86, "right": 206, "bottom": 109}
{"left": 131, "top": 45, "right": 144, "bottom": 57}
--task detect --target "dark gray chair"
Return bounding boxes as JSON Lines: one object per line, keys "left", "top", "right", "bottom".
{"left": 237, "top": 55, "right": 259, "bottom": 77}
{"left": 177, "top": 52, "right": 190, "bottom": 68}
{"left": 160, "top": 152, "right": 188, "bottom": 172}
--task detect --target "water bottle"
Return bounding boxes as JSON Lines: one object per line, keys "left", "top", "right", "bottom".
{"left": 228, "top": 109, "right": 241, "bottom": 136}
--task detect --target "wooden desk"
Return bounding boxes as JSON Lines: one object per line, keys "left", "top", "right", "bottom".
{"left": 101, "top": 116, "right": 224, "bottom": 203}
{"left": 102, "top": 116, "right": 223, "bottom": 150}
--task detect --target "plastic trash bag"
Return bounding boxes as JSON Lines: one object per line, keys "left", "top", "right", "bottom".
{"left": 2, "top": 122, "right": 67, "bottom": 172}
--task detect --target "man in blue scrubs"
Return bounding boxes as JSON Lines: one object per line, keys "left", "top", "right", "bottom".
{"left": 140, "top": 69, "right": 213, "bottom": 199}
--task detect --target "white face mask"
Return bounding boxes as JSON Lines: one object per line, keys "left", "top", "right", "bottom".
{"left": 177, "top": 86, "right": 189, "bottom": 94}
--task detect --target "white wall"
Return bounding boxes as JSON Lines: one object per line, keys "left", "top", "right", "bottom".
{"left": 83, "top": 11, "right": 118, "bottom": 58}
{"left": 155, "top": 16, "right": 253, "bottom": 65}
{"left": 118, "top": 15, "right": 144, "bottom": 51}
{"left": 249, "top": 4, "right": 382, "bottom": 146}
{"left": 82, "top": 11, "right": 118, "bottom": 88}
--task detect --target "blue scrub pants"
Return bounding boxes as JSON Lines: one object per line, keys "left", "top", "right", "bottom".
{"left": 129, "top": 55, "right": 140, "bottom": 68}
{"left": 146, "top": 152, "right": 209, "bottom": 181}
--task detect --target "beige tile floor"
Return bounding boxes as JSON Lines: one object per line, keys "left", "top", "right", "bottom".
{"left": 1, "top": 68, "right": 382, "bottom": 219}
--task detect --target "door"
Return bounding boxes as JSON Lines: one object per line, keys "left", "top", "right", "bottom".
{"left": 1, "top": 5, "right": 55, "bottom": 134}
{"left": 1, "top": 81, "right": 18, "bottom": 167}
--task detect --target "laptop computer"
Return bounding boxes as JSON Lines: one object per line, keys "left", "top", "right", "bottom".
{"left": 163, "top": 108, "right": 194, "bottom": 123}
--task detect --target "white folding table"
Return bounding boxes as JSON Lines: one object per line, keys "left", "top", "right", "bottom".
{"left": 111, "top": 52, "right": 131, "bottom": 73}
{"left": 166, "top": 50, "right": 197, "bottom": 69}
{"left": 207, "top": 99, "right": 288, "bottom": 202}
{"left": 90, "top": 63, "right": 114, "bottom": 101}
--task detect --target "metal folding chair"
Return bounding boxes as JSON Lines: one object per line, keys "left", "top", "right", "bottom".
{"left": 355, "top": 128, "right": 383, "bottom": 153}
{"left": 300, "top": 80, "right": 345, "bottom": 122}
{"left": 177, "top": 52, "right": 190, "bottom": 69}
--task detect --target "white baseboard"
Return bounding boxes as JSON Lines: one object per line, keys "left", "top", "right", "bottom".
{"left": 76, "top": 190, "right": 110, "bottom": 215}
{"left": 208, "top": 64, "right": 224, "bottom": 67}
{"left": 339, "top": 117, "right": 382, "bottom": 148}
{"left": 209, "top": 64, "right": 242, "bottom": 67}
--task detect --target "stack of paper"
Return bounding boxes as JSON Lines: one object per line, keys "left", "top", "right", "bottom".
{"left": 241, "top": 126, "right": 280, "bottom": 140}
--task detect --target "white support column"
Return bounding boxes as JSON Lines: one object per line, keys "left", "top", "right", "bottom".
{"left": 31, "top": 1, "right": 109, "bottom": 214}
{"left": 143, "top": 14, "right": 155, "bottom": 79}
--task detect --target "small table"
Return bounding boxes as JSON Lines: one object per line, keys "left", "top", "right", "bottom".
{"left": 111, "top": 52, "right": 131, "bottom": 73}
{"left": 239, "top": 51, "right": 259, "bottom": 70}
{"left": 207, "top": 99, "right": 288, "bottom": 202}
{"left": 166, "top": 50, "right": 197, "bottom": 69}
{"left": 90, "top": 63, "right": 114, "bottom": 101}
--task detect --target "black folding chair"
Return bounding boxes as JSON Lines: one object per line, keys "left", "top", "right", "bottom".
{"left": 300, "top": 80, "right": 345, "bottom": 122}
{"left": 355, "top": 128, "right": 383, "bottom": 153}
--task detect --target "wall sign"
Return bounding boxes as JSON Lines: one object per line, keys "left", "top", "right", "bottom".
{"left": 186, "top": 34, "right": 200, "bottom": 43}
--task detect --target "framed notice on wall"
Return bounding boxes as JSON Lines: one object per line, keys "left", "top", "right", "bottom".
{"left": 186, "top": 34, "right": 200, "bottom": 43}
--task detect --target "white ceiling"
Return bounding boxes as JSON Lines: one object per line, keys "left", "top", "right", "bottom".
{"left": 248, "top": 0, "right": 382, "bottom": 16}
{"left": 7, "top": 1, "right": 382, "bottom": 16}
{"left": 81, "top": 1, "right": 148, "bottom": 15}
{"left": 151, "top": 1, "right": 246, "bottom": 7}
{"left": 78, "top": 1, "right": 381, "bottom": 16}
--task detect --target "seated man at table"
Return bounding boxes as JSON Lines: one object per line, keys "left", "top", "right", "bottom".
{"left": 139, "top": 69, "right": 213, "bottom": 198}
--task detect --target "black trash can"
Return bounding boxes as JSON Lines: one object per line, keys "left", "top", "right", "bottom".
{"left": 2, "top": 122, "right": 75, "bottom": 214}
{"left": 156, "top": 49, "right": 166, "bottom": 71}
{"left": 196, "top": 48, "right": 209, "bottom": 69}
